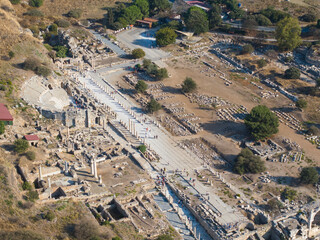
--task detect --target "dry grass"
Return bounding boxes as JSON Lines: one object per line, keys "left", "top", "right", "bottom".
{"left": 35, "top": 0, "right": 125, "bottom": 19}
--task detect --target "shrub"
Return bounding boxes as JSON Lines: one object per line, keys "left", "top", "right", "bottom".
{"left": 147, "top": 98, "right": 161, "bottom": 113}
{"left": 138, "top": 144, "right": 147, "bottom": 153}
{"left": 300, "top": 167, "right": 319, "bottom": 184}
{"left": 25, "top": 151, "right": 36, "bottom": 161}
{"left": 0, "top": 85, "right": 6, "bottom": 91}
{"left": 73, "top": 216, "right": 100, "bottom": 240}
{"left": 284, "top": 56, "right": 294, "bottom": 62}
{"left": 23, "top": 57, "right": 41, "bottom": 71}
{"left": 9, "top": 51, "right": 15, "bottom": 59}
{"left": 14, "top": 139, "right": 29, "bottom": 153}
{"left": 155, "top": 68, "right": 168, "bottom": 80}
{"left": 27, "top": 190, "right": 39, "bottom": 202}
{"left": 135, "top": 80, "right": 148, "bottom": 93}
{"left": 234, "top": 148, "right": 266, "bottom": 175}
{"left": 10, "top": 0, "right": 20, "bottom": 4}
{"left": 281, "top": 188, "right": 297, "bottom": 201}
{"left": 22, "top": 181, "right": 32, "bottom": 191}
{"left": 0, "top": 121, "right": 4, "bottom": 135}
{"left": 43, "top": 43, "right": 53, "bottom": 51}
{"left": 182, "top": 77, "right": 197, "bottom": 93}
{"left": 68, "top": 9, "right": 82, "bottom": 19}
{"left": 54, "top": 45, "right": 68, "bottom": 58}
{"left": 44, "top": 210, "right": 55, "bottom": 221}
{"left": 284, "top": 67, "right": 300, "bottom": 79}
{"left": 267, "top": 198, "right": 284, "bottom": 212}
{"left": 35, "top": 66, "right": 51, "bottom": 77}
{"left": 308, "top": 125, "right": 320, "bottom": 135}
{"left": 143, "top": 59, "right": 152, "bottom": 68}
{"left": 245, "top": 105, "right": 279, "bottom": 140}
{"left": 29, "top": 25, "right": 40, "bottom": 37}
{"left": 49, "top": 23, "right": 58, "bottom": 34}
{"left": 112, "top": 237, "right": 122, "bottom": 240}
{"left": 257, "top": 59, "right": 267, "bottom": 68}
{"left": 131, "top": 48, "right": 145, "bottom": 59}
{"left": 157, "top": 235, "right": 173, "bottom": 240}
{"left": 301, "top": 13, "right": 317, "bottom": 22}
{"left": 24, "top": 9, "right": 44, "bottom": 17}
{"left": 29, "top": 0, "right": 43, "bottom": 7}
{"left": 241, "top": 44, "right": 254, "bottom": 54}
{"left": 54, "top": 19, "right": 70, "bottom": 28}
{"left": 295, "top": 98, "right": 307, "bottom": 109}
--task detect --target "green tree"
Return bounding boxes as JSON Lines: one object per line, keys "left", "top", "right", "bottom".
{"left": 138, "top": 144, "right": 147, "bottom": 153}
{"left": 14, "top": 139, "right": 29, "bottom": 154}
{"left": 275, "top": 17, "right": 301, "bottom": 51}
{"left": 284, "top": 67, "right": 300, "bottom": 79}
{"left": 135, "top": 80, "right": 148, "bottom": 93}
{"left": 186, "top": 7, "right": 209, "bottom": 34}
{"left": 300, "top": 167, "right": 319, "bottom": 184}
{"left": 156, "top": 27, "right": 177, "bottom": 46}
{"left": 261, "top": 7, "right": 289, "bottom": 23}
{"left": 107, "top": 8, "right": 114, "bottom": 26}
{"left": 150, "top": 0, "right": 171, "bottom": 13}
{"left": 147, "top": 98, "right": 161, "bottom": 113}
{"left": 135, "top": 0, "right": 149, "bottom": 17}
{"left": 122, "top": 5, "right": 143, "bottom": 25}
{"left": 209, "top": 4, "right": 222, "bottom": 29}
{"left": 245, "top": 105, "right": 279, "bottom": 140}
{"left": 295, "top": 98, "right": 307, "bottom": 109}
{"left": 0, "top": 121, "right": 5, "bottom": 135}
{"left": 233, "top": 148, "right": 266, "bottom": 175}
{"left": 255, "top": 14, "right": 272, "bottom": 26}
{"left": 29, "top": 0, "right": 43, "bottom": 7}
{"left": 241, "top": 44, "right": 254, "bottom": 54}
{"left": 132, "top": 48, "right": 145, "bottom": 59}
{"left": 182, "top": 77, "right": 197, "bottom": 93}
{"left": 155, "top": 68, "right": 168, "bottom": 80}
{"left": 317, "top": 19, "right": 320, "bottom": 28}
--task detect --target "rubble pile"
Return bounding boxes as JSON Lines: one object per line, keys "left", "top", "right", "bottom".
{"left": 216, "top": 106, "right": 248, "bottom": 122}
{"left": 159, "top": 116, "right": 191, "bottom": 136}
{"left": 163, "top": 103, "right": 202, "bottom": 134}
{"left": 274, "top": 111, "right": 302, "bottom": 131}
{"left": 186, "top": 93, "right": 231, "bottom": 108}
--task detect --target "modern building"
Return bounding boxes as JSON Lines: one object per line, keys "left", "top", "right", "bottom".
{"left": 24, "top": 135, "right": 40, "bottom": 146}
{"left": 0, "top": 103, "right": 13, "bottom": 125}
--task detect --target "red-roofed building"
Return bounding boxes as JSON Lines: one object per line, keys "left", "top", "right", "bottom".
{"left": 24, "top": 135, "right": 39, "bottom": 146}
{"left": 0, "top": 103, "right": 13, "bottom": 125}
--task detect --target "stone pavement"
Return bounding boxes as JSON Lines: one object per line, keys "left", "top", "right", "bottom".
{"left": 76, "top": 69, "right": 246, "bottom": 227}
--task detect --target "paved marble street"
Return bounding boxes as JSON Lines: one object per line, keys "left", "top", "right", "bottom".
{"left": 76, "top": 69, "right": 247, "bottom": 227}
